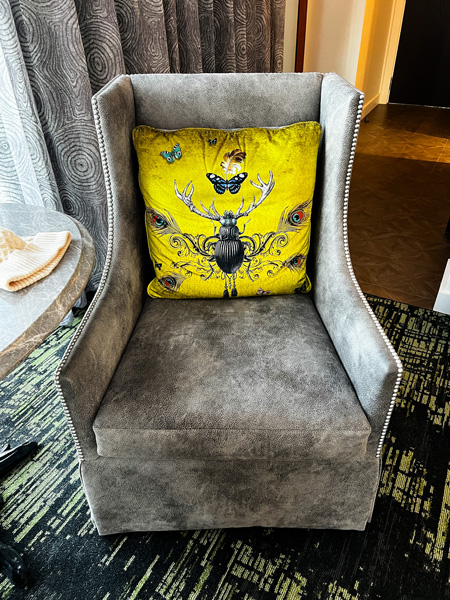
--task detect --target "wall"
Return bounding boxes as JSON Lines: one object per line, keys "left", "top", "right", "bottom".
{"left": 283, "top": 0, "right": 405, "bottom": 116}
{"left": 302, "top": 0, "right": 367, "bottom": 84}
{"left": 355, "top": 0, "right": 404, "bottom": 115}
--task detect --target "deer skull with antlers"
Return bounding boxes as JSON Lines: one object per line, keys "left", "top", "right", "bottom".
{"left": 174, "top": 172, "right": 275, "bottom": 297}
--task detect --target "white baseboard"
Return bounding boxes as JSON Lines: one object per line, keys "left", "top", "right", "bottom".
{"left": 434, "top": 260, "right": 450, "bottom": 315}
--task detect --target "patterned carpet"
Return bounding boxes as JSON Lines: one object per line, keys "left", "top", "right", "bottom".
{"left": 0, "top": 296, "right": 449, "bottom": 600}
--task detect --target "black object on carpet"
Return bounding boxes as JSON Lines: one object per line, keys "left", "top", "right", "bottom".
{"left": 0, "top": 296, "right": 449, "bottom": 600}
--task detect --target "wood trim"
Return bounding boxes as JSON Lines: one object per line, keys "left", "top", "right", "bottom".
{"left": 379, "top": 0, "right": 406, "bottom": 103}
{"left": 295, "top": 0, "right": 308, "bottom": 72}
{"left": 361, "top": 93, "right": 380, "bottom": 119}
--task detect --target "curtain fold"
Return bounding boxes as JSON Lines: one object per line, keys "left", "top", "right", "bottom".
{"left": 0, "top": 0, "right": 61, "bottom": 209}
{"left": 0, "top": 0, "right": 286, "bottom": 289}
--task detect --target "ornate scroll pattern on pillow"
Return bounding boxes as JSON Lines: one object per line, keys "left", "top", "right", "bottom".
{"left": 133, "top": 121, "right": 322, "bottom": 299}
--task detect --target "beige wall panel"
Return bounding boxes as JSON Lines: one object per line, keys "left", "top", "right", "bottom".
{"left": 303, "top": 0, "right": 367, "bottom": 84}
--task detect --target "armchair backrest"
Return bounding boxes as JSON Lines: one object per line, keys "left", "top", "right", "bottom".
{"left": 131, "top": 72, "right": 323, "bottom": 129}
{"left": 91, "top": 72, "right": 364, "bottom": 391}
{"left": 91, "top": 72, "right": 333, "bottom": 321}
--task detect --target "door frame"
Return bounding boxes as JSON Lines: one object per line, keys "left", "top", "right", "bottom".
{"left": 379, "top": 0, "right": 406, "bottom": 103}
{"left": 295, "top": 0, "right": 308, "bottom": 72}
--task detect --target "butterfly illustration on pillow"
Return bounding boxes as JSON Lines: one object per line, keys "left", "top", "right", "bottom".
{"left": 160, "top": 143, "right": 182, "bottom": 163}
{"left": 208, "top": 138, "right": 217, "bottom": 146}
{"left": 206, "top": 148, "right": 248, "bottom": 194}
{"left": 257, "top": 287, "right": 271, "bottom": 296}
{"left": 206, "top": 172, "right": 248, "bottom": 194}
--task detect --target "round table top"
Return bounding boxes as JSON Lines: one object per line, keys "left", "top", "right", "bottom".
{"left": 0, "top": 203, "right": 95, "bottom": 379}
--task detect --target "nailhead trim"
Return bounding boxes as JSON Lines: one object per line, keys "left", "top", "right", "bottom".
{"left": 54, "top": 77, "right": 121, "bottom": 462}
{"left": 343, "top": 93, "right": 403, "bottom": 458}
{"left": 55, "top": 77, "right": 402, "bottom": 463}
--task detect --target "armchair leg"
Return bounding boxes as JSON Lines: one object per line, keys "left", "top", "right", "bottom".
{"left": 0, "top": 535, "right": 30, "bottom": 587}
{"left": 0, "top": 442, "right": 38, "bottom": 478}
{"left": 0, "top": 441, "right": 37, "bottom": 587}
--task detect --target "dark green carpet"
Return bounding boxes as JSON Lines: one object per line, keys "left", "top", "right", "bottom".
{"left": 0, "top": 296, "right": 449, "bottom": 600}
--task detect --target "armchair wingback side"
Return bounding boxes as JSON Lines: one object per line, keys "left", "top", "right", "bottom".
{"left": 56, "top": 73, "right": 402, "bottom": 535}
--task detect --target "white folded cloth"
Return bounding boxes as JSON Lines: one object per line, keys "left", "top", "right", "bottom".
{"left": 0, "top": 227, "right": 71, "bottom": 292}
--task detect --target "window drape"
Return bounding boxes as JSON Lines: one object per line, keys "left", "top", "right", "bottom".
{"left": 0, "top": 0, "right": 286, "bottom": 288}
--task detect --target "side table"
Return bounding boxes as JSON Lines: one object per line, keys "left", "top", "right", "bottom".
{"left": 0, "top": 203, "right": 94, "bottom": 586}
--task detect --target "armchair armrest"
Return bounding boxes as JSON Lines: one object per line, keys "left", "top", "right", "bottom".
{"left": 55, "top": 75, "right": 149, "bottom": 461}
{"left": 311, "top": 73, "right": 403, "bottom": 456}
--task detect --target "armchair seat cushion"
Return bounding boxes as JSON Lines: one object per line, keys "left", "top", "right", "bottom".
{"left": 93, "top": 294, "right": 371, "bottom": 461}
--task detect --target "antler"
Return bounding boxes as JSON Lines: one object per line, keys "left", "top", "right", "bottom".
{"left": 174, "top": 181, "right": 221, "bottom": 221}
{"left": 235, "top": 171, "right": 274, "bottom": 219}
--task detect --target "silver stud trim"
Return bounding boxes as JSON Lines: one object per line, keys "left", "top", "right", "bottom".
{"left": 342, "top": 93, "right": 403, "bottom": 458}
{"left": 55, "top": 77, "right": 402, "bottom": 463}
{"left": 54, "top": 79, "right": 120, "bottom": 463}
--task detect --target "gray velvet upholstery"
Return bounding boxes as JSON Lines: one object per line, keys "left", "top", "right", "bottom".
{"left": 94, "top": 295, "right": 370, "bottom": 461}
{"left": 81, "top": 456, "right": 380, "bottom": 534}
{"left": 131, "top": 73, "right": 322, "bottom": 129}
{"left": 56, "top": 72, "right": 402, "bottom": 536}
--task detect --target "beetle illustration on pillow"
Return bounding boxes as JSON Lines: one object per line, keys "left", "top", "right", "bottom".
{"left": 145, "top": 148, "right": 311, "bottom": 298}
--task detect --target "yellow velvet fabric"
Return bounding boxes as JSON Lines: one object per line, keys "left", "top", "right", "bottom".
{"left": 133, "top": 121, "right": 322, "bottom": 299}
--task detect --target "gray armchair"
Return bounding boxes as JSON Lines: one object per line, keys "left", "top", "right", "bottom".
{"left": 55, "top": 73, "right": 402, "bottom": 536}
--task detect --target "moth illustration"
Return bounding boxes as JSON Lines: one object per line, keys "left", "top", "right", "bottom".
{"left": 160, "top": 143, "right": 182, "bottom": 163}
{"left": 208, "top": 138, "right": 217, "bottom": 146}
{"left": 206, "top": 172, "right": 248, "bottom": 194}
{"left": 257, "top": 288, "right": 271, "bottom": 296}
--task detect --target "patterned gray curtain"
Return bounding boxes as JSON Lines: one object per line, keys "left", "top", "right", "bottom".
{"left": 0, "top": 0, "right": 286, "bottom": 288}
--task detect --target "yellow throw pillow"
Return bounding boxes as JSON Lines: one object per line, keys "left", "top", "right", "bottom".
{"left": 132, "top": 121, "right": 322, "bottom": 299}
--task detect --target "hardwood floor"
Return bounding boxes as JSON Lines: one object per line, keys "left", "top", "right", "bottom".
{"left": 348, "top": 103, "right": 450, "bottom": 310}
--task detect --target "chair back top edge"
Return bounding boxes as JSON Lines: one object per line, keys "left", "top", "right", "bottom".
{"left": 128, "top": 72, "right": 324, "bottom": 130}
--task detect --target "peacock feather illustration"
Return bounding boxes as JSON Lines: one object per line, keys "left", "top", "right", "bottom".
{"left": 277, "top": 201, "right": 311, "bottom": 233}
{"left": 157, "top": 271, "right": 188, "bottom": 293}
{"left": 146, "top": 207, "right": 182, "bottom": 236}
